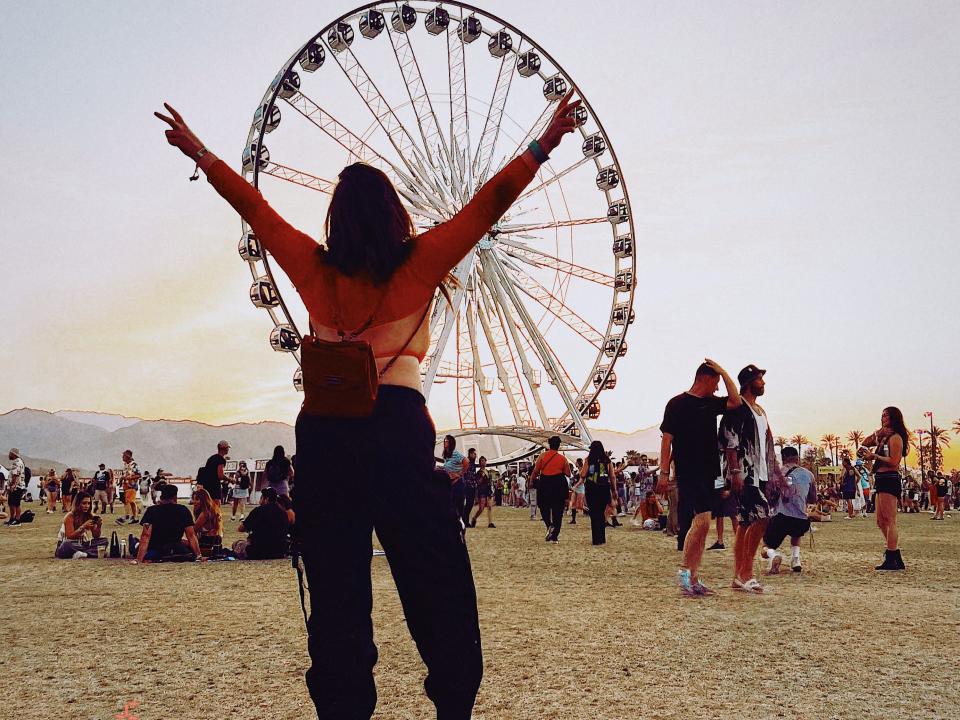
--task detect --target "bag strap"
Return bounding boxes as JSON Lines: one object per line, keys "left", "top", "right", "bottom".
{"left": 375, "top": 301, "right": 431, "bottom": 380}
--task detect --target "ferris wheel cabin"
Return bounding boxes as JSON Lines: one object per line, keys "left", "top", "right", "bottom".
{"left": 238, "top": 232, "right": 263, "bottom": 262}
{"left": 293, "top": 368, "right": 303, "bottom": 392}
{"left": 582, "top": 133, "right": 605, "bottom": 158}
{"left": 270, "top": 325, "right": 301, "bottom": 353}
{"left": 604, "top": 337, "right": 627, "bottom": 358}
{"left": 543, "top": 75, "right": 567, "bottom": 101}
{"left": 607, "top": 201, "right": 629, "bottom": 225}
{"left": 613, "top": 235, "right": 633, "bottom": 258}
{"left": 392, "top": 4, "right": 417, "bottom": 32}
{"left": 298, "top": 42, "right": 325, "bottom": 72}
{"left": 488, "top": 30, "right": 512, "bottom": 57}
{"left": 614, "top": 269, "right": 634, "bottom": 292}
{"left": 596, "top": 166, "right": 619, "bottom": 190}
{"left": 573, "top": 105, "right": 588, "bottom": 127}
{"left": 242, "top": 142, "right": 270, "bottom": 173}
{"left": 253, "top": 104, "right": 281, "bottom": 134}
{"left": 458, "top": 16, "right": 482, "bottom": 43}
{"left": 250, "top": 278, "right": 280, "bottom": 308}
{"left": 425, "top": 7, "right": 450, "bottom": 34}
{"left": 359, "top": 10, "right": 385, "bottom": 39}
{"left": 270, "top": 69, "right": 300, "bottom": 100}
{"left": 327, "top": 22, "right": 354, "bottom": 52}
{"left": 612, "top": 303, "right": 635, "bottom": 326}
{"left": 578, "top": 399, "right": 601, "bottom": 420}
{"left": 593, "top": 366, "right": 617, "bottom": 390}
{"left": 517, "top": 51, "right": 541, "bottom": 77}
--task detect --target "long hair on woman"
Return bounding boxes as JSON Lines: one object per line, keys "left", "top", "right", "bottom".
{"left": 70, "top": 491, "right": 94, "bottom": 522}
{"left": 320, "top": 163, "right": 415, "bottom": 284}
{"left": 586, "top": 440, "right": 608, "bottom": 468}
{"left": 883, "top": 406, "right": 910, "bottom": 456}
{"left": 442, "top": 434, "right": 457, "bottom": 460}
{"left": 191, "top": 487, "right": 223, "bottom": 536}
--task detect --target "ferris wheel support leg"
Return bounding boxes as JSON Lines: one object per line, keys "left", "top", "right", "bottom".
{"left": 475, "top": 282, "right": 528, "bottom": 426}
{"left": 423, "top": 254, "right": 475, "bottom": 401}
{"left": 479, "top": 271, "right": 550, "bottom": 429}
{"left": 483, "top": 249, "right": 592, "bottom": 442}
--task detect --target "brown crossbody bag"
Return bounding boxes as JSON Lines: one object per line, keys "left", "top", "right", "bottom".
{"left": 299, "top": 292, "right": 430, "bottom": 418}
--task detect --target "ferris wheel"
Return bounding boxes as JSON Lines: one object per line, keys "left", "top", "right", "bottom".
{"left": 238, "top": 1, "right": 637, "bottom": 464}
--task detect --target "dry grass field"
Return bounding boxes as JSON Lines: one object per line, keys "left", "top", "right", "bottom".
{"left": 0, "top": 503, "right": 957, "bottom": 720}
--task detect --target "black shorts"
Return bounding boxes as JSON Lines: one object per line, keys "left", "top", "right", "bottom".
{"left": 763, "top": 513, "right": 811, "bottom": 549}
{"left": 8, "top": 488, "right": 24, "bottom": 507}
{"left": 737, "top": 484, "right": 771, "bottom": 527}
{"left": 676, "top": 477, "right": 716, "bottom": 516}
{"left": 874, "top": 472, "right": 901, "bottom": 498}
{"left": 841, "top": 490, "right": 856, "bottom": 500}
{"left": 712, "top": 489, "right": 738, "bottom": 519}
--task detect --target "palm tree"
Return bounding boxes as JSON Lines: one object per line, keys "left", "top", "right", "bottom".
{"left": 847, "top": 430, "right": 864, "bottom": 453}
{"left": 774, "top": 436, "right": 788, "bottom": 452}
{"left": 790, "top": 434, "right": 809, "bottom": 459}
{"left": 929, "top": 426, "right": 951, "bottom": 472}
{"left": 953, "top": 419, "right": 960, "bottom": 436}
{"left": 821, "top": 434, "right": 840, "bottom": 464}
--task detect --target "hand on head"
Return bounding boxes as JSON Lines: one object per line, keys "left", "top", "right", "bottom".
{"left": 538, "top": 91, "right": 582, "bottom": 155}
{"left": 154, "top": 103, "right": 205, "bottom": 160}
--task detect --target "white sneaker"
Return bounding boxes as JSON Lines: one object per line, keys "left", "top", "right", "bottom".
{"left": 238, "top": 514, "right": 245, "bottom": 521}
{"left": 72, "top": 551, "right": 88, "bottom": 559}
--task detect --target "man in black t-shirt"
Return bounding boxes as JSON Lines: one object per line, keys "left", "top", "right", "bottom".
{"left": 132, "top": 484, "right": 200, "bottom": 562}
{"left": 657, "top": 359, "right": 741, "bottom": 597}
{"left": 234, "top": 487, "right": 289, "bottom": 560}
{"left": 199, "top": 440, "right": 230, "bottom": 505}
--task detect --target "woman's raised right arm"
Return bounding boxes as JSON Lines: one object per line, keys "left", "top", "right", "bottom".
{"left": 155, "top": 103, "right": 318, "bottom": 289}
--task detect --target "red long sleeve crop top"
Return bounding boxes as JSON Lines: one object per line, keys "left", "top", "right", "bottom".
{"left": 207, "top": 154, "right": 539, "bottom": 361}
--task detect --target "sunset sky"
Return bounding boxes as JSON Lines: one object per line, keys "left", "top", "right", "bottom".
{"left": 1, "top": 1, "right": 958, "bottom": 469}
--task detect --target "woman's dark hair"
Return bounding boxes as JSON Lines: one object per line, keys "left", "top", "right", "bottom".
{"left": 319, "top": 163, "right": 415, "bottom": 285}
{"left": 272, "top": 446, "right": 286, "bottom": 462}
{"left": 586, "top": 440, "right": 608, "bottom": 467}
{"left": 883, "top": 406, "right": 910, "bottom": 457}
{"left": 548, "top": 436, "right": 561, "bottom": 451}
{"left": 70, "top": 491, "right": 94, "bottom": 521}
{"left": 442, "top": 435, "right": 456, "bottom": 459}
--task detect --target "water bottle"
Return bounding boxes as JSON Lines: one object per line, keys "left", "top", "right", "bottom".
{"left": 120, "top": 540, "right": 127, "bottom": 558}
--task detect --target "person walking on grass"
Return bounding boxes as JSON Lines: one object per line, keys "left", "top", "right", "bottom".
{"left": 580, "top": 441, "right": 617, "bottom": 546}
{"left": 760, "top": 446, "right": 817, "bottom": 574}
{"left": 468, "top": 456, "right": 496, "bottom": 529}
{"left": 529, "top": 436, "right": 571, "bottom": 543}
{"left": 157, "top": 90, "right": 581, "bottom": 719}
{"left": 657, "top": 360, "right": 742, "bottom": 596}
{"left": 44, "top": 469, "right": 60, "bottom": 514}
{"left": 231, "top": 460, "right": 252, "bottom": 521}
{"left": 720, "top": 365, "right": 786, "bottom": 595}
{"left": 5, "top": 449, "right": 26, "bottom": 526}
{"left": 116, "top": 449, "right": 141, "bottom": 525}
{"left": 859, "top": 407, "right": 909, "bottom": 570}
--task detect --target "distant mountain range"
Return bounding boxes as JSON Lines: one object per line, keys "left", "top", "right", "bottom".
{"left": 0, "top": 408, "right": 662, "bottom": 477}
{"left": 0, "top": 408, "right": 294, "bottom": 478}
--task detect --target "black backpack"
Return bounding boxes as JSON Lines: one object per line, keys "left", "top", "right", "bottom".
{"left": 23, "top": 466, "right": 32, "bottom": 483}
{"left": 19, "top": 509, "right": 35, "bottom": 523}
{"left": 109, "top": 531, "right": 121, "bottom": 558}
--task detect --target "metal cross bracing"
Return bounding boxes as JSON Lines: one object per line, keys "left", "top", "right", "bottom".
{"left": 498, "top": 217, "right": 609, "bottom": 234}
{"left": 261, "top": 162, "right": 335, "bottom": 194}
{"left": 323, "top": 38, "right": 457, "bottom": 216}
{"left": 496, "top": 238, "right": 614, "bottom": 286}
{"left": 504, "top": 268, "right": 605, "bottom": 348}
{"left": 455, "top": 296, "right": 477, "bottom": 429}
{"left": 446, "top": 19, "right": 471, "bottom": 203}
{"left": 475, "top": 274, "right": 533, "bottom": 427}
{"left": 385, "top": 2, "right": 451, "bottom": 174}
{"left": 471, "top": 38, "right": 521, "bottom": 188}
{"left": 516, "top": 156, "right": 593, "bottom": 203}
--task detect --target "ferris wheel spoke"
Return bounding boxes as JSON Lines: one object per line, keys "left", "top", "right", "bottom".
{"left": 516, "top": 156, "right": 593, "bottom": 203}
{"left": 283, "top": 90, "right": 449, "bottom": 217}
{"left": 455, "top": 306, "right": 477, "bottom": 429}
{"left": 465, "top": 297, "right": 498, "bottom": 429}
{"left": 496, "top": 238, "right": 614, "bottom": 286}
{"left": 479, "top": 254, "right": 555, "bottom": 429}
{"left": 473, "top": 40, "right": 522, "bottom": 188}
{"left": 498, "top": 217, "right": 609, "bottom": 234}
{"left": 504, "top": 269, "right": 605, "bottom": 348}
{"left": 422, "top": 254, "right": 475, "bottom": 399}
{"left": 261, "top": 162, "right": 335, "bottom": 194}
{"left": 482, "top": 250, "right": 590, "bottom": 439}
{"left": 475, "top": 277, "right": 532, "bottom": 426}
{"left": 324, "top": 41, "right": 456, "bottom": 214}
{"left": 446, "top": 20, "right": 472, "bottom": 202}
{"left": 491, "top": 102, "right": 555, "bottom": 178}
{"left": 384, "top": 5, "right": 451, "bottom": 172}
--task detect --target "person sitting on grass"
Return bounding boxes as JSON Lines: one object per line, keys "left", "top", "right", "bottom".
{"left": 232, "top": 487, "right": 290, "bottom": 560}
{"left": 55, "top": 492, "right": 107, "bottom": 559}
{"left": 191, "top": 487, "right": 223, "bottom": 557}
{"left": 130, "top": 484, "right": 201, "bottom": 563}
{"left": 632, "top": 490, "right": 664, "bottom": 528}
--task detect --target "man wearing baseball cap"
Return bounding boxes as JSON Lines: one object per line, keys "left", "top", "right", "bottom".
{"left": 719, "top": 364, "right": 787, "bottom": 594}
{"left": 198, "top": 440, "right": 230, "bottom": 506}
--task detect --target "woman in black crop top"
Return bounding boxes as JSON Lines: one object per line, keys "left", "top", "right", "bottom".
{"left": 859, "top": 406, "right": 909, "bottom": 571}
